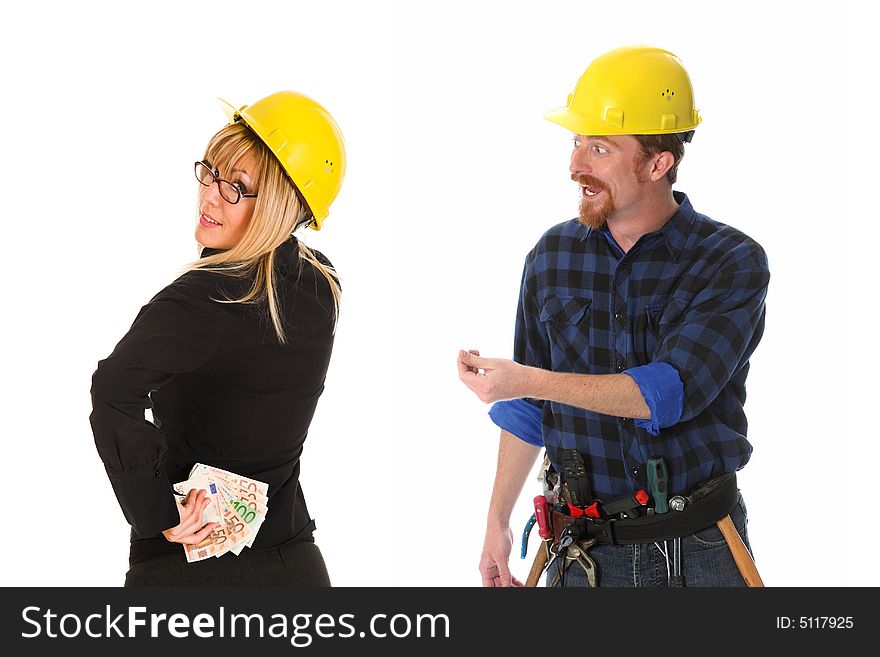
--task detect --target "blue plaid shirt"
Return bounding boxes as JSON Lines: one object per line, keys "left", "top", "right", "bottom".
{"left": 489, "top": 191, "right": 769, "bottom": 500}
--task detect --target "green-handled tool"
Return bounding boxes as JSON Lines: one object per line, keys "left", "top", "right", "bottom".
{"left": 647, "top": 456, "right": 668, "bottom": 514}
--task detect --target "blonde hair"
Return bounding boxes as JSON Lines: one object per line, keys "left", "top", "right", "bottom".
{"left": 179, "top": 123, "right": 340, "bottom": 345}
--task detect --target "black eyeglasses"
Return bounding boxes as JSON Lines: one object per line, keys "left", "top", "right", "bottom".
{"left": 194, "top": 161, "right": 258, "bottom": 205}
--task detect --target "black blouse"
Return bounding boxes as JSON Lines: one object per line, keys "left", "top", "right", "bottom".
{"left": 90, "top": 236, "right": 336, "bottom": 565}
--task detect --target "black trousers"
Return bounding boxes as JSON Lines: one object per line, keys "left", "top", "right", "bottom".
{"left": 124, "top": 541, "right": 331, "bottom": 587}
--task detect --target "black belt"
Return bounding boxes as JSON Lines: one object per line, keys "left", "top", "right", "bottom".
{"left": 551, "top": 473, "right": 738, "bottom": 546}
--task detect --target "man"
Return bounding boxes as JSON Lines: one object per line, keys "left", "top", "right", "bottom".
{"left": 457, "top": 46, "right": 769, "bottom": 588}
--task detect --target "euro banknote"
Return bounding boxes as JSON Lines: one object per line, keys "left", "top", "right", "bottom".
{"left": 172, "top": 464, "right": 268, "bottom": 563}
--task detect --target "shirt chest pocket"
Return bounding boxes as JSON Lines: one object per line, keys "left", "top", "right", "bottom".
{"left": 643, "top": 302, "right": 666, "bottom": 358}
{"left": 540, "top": 296, "right": 592, "bottom": 370}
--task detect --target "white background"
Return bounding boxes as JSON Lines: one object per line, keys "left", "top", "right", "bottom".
{"left": 1, "top": 0, "right": 876, "bottom": 587}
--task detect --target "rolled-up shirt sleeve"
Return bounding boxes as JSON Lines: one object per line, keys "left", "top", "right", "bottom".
{"left": 489, "top": 398, "right": 544, "bottom": 446}
{"left": 650, "top": 243, "right": 769, "bottom": 424}
{"left": 623, "top": 362, "right": 684, "bottom": 436}
{"left": 89, "top": 289, "right": 222, "bottom": 537}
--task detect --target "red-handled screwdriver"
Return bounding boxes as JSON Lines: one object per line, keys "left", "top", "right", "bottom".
{"left": 534, "top": 495, "right": 552, "bottom": 540}
{"left": 526, "top": 495, "right": 553, "bottom": 587}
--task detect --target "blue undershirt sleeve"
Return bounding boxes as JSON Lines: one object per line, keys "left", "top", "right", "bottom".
{"left": 623, "top": 361, "right": 684, "bottom": 436}
{"left": 488, "top": 398, "right": 544, "bottom": 446}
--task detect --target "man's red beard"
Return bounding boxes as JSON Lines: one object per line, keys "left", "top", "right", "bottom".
{"left": 571, "top": 173, "right": 614, "bottom": 229}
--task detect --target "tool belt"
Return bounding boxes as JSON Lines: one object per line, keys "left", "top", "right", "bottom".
{"left": 551, "top": 472, "right": 738, "bottom": 546}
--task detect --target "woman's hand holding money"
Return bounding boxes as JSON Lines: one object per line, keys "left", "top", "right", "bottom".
{"left": 161, "top": 488, "right": 219, "bottom": 545}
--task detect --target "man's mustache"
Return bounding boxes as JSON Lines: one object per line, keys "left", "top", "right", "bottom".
{"left": 570, "top": 173, "right": 607, "bottom": 190}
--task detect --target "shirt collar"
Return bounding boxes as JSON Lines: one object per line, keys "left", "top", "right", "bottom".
{"left": 581, "top": 190, "right": 695, "bottom": 260}
{"left": 199, "top": 234, "right": 301, "bottom": 275}
{"left": 658, "top": 190, "right": 695, "bottom": 260}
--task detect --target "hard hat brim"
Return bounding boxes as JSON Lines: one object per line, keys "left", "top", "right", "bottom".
{"left": 545, "top": 107, "right": 700, "bottom": 137}
{"left": 217, "top": 97, "right": 242, "bottom": 124}
{"left": 544, "top": 107, "right": 602, "bottom": 135}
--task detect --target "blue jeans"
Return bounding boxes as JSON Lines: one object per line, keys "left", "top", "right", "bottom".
{"left": 546, "top": 491, "right": 753, "bottom": 587}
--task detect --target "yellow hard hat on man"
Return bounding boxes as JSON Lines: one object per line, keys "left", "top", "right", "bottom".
{"left": 545, "top": 45, "right": 701, "bottom": 141}
{"left": 218, "top": 91, "right": 346, "bottom": 230}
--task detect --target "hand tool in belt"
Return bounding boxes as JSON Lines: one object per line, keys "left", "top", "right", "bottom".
{"left": 716, "top": 516, "right": 763, "bottom": 587}
{"left": 681, "top": 475, "right": 764, "bottom": 587}
{"left": 548, "top": 450, "right": 600, "bottom": 587}
{"left": 525, "top": 495, "right": 554, "bottom": 587}
{"left": 555, "top": 450, "right": 589, "bottom": 587}
{"left": 520, "top": 513, "right": 536, "bottom": 560}
{"left": 648, "top": 456, "right": 678, "bottom": 586}
{"left": 647, "top": 456, "right": 668, "bottom": 513}
{"left": 560, "top": 449, "right": 593, "bottom": 509}
{"left": 537, "top": 455, "right": 560, "bottom": 505}
{"left": 547, "top": 521, "right": 597, "bottom": 588}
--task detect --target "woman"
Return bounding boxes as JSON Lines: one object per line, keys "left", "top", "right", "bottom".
{"left": 90, "top": 91, "right": 345, "bottom": 586}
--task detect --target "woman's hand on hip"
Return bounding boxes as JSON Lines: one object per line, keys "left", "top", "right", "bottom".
{"left": 161, "top": 488, "right": 219, "bottom": 544}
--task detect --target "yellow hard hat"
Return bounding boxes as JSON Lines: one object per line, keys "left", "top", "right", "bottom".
{"left": 218, "top": 91, "right": 346, "bottom": 230}
{"left": 545, "top": 46, "right": 701, "bottom": 139}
